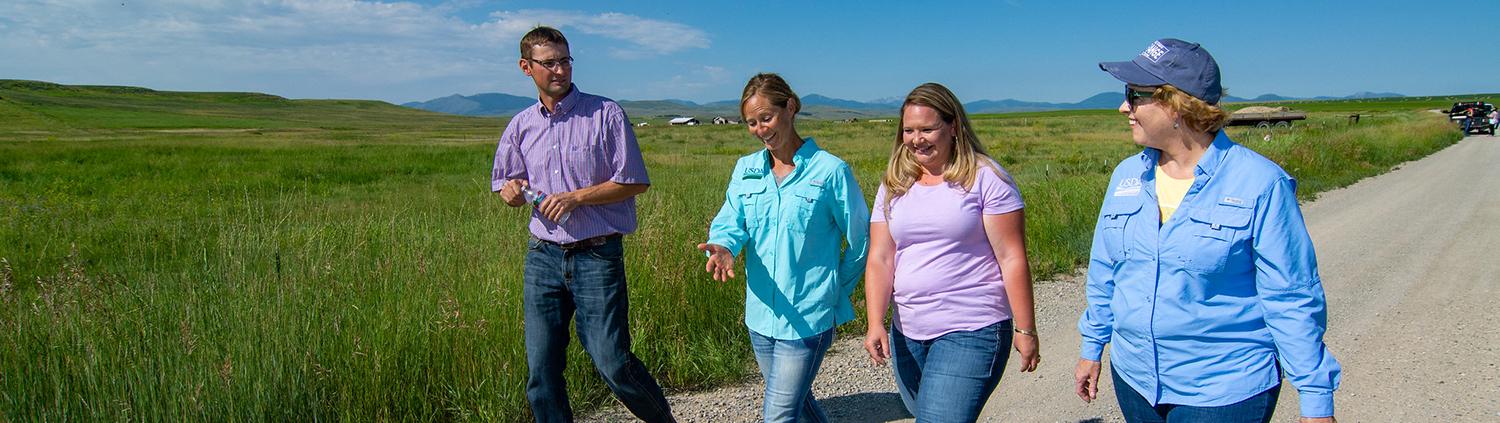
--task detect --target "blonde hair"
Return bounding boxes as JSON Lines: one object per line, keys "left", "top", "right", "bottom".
{"left": 1155, "top": 84, "right": 1231, "bottom": 133}
{"left": 739, "top": 73, "right": 801, "bottom": 116}
{"left": 881, "top": 83, "right": 1002, "bottom": 216}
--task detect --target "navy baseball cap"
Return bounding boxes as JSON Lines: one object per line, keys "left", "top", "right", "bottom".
{"left": 1100, "top": 38, "right": 1222, "bottom": 105}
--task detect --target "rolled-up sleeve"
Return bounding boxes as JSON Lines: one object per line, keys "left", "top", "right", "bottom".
{"left": 605, "top": 104, "right": 650, "bottom": 185}
{"left": 492, "top": 122, "right": 526, "bottom": 192}
{"left": 1079, "top": 188, "right": 1119, "bottom": 361}
{"left": 831, "top": 163, "right": 870, "bottom": 298}
{"left": 1252, "top": 176, "right": 1342, "bottom": 418}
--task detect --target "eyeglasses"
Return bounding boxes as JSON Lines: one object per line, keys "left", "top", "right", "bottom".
{"left": 1126, "top": 86, "right": 1157, "bottom": 112}
{"left": 526, "top": 56, "right": 573, "bottom": 71}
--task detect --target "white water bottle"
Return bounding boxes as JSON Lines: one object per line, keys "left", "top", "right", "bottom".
{"left": 522, "top": 186, "right": 570, "bottom": 224}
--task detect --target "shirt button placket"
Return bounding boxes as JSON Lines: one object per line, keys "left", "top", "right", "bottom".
{"left": 1148, "top": 196, "right": 1163, "bottom": 405}
{"left": 768, "top": 183, "right": 780, "bottom": 282}
{"left": 552, "top": 120, "right": 562, "bottom": 177}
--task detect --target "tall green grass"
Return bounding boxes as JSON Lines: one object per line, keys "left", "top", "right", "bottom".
{"left": 0, "top": 82, "right": 1464, "bottom": 421}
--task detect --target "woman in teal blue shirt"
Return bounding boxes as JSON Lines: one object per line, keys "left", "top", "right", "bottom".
{"left": 697, "top": 73, "right": 870, "bottom": 423}
{"left": 1075, "top": 39, "right": 1341, "bottom": 423}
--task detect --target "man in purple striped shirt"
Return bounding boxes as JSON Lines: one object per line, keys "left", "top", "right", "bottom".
{"left": 492, "top": 26, "right": 674, "bottom": 423}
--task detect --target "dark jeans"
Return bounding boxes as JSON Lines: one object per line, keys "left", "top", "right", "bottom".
{"left": 891, "top": 320, "right": 1013, "bottom": 423}
{"left": 523, "top": 236, "right": 674, "bottom": 423}
{"left": 1112, "top": 367, "right": 1279, "bottom": 423}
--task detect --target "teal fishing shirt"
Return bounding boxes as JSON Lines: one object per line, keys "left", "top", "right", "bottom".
{"left": 707, "top": 138, "right": 870, "bottom": 340}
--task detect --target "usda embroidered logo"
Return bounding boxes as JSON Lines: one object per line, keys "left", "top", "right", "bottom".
{"left": 1114, "top": 177, "right": 1142, "bottom": 196}
{"left": 1142, "top": 41, "right": 1169, "bottom": 63}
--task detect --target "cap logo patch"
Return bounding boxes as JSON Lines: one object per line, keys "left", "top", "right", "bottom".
{"left": 1141, "top": 41, "right": 1169, "bottom": 63}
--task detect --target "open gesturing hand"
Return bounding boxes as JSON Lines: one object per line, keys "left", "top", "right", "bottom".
{"left": 696, "top": 243, "right": 735, "bottom": 282}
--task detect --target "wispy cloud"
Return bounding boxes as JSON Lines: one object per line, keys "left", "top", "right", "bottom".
{"left": 618, "top": 64, "right": 733, "bottom": 101}
{"left": 484, "top": 9, "right": 711, "bottom": 59}
{"left": 0, "top": 1, "right": 712, "bottom": 102}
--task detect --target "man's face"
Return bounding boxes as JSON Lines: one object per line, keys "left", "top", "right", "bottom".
{"left": 520, "top": 42, "right": 572, "bottom": 98}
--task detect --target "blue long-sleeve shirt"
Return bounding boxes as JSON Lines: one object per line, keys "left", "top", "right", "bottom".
{"left": 708, "top": 138, "right": 870, "bottom": 340}
{"left": 1078, "top": 132, "right": 1342, "bottom": 417}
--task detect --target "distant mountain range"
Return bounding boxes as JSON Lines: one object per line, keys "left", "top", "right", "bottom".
{"left": 402, "top": 91, "right": 1409, "bottom": 120}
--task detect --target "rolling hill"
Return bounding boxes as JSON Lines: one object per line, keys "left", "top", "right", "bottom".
{"left": 402, "top": 90, "right": 1413, "bottom": 120}
{"left": 0, "top": 79, "right": 488, "bottom": 131}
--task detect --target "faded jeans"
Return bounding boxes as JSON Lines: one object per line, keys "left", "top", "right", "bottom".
{"left": 748, "top": 328, "right": 835, "bottom": 423}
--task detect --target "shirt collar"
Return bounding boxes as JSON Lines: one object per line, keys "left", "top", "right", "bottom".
{"left": 1196, "top": 130, "right": 1234, "bottom": 177}
{"left": 747, "top": 137, "right": 819, "bottom": 177}
{"left": 537, "top": 84, "right": 581, "bottom": 118}
{"left": 792, "top": 137, "right": 820, "bottom": 166}
{"left": 1135, "top": 130, "right": 1234, "bottom": 177}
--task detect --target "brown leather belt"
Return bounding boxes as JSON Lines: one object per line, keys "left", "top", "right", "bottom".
{"left": 535, "top": 233, "right": 621, "bottom": 250}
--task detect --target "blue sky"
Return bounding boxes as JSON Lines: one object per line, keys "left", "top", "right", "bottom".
{"left": 2, "top": 1, "right": 1494, "bottom": 105}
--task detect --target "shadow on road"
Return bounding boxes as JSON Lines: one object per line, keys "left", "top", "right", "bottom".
{"left": 822, "top": 392, "right": 912, "bottom": 422}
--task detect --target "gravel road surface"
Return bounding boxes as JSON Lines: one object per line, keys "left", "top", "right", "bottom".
{"left": 586, "top": 134, "right": 1500, "bottom": 422}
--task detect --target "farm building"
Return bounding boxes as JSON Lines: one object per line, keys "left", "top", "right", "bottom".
{"left": 712, "top": 116, "right": 740, "bottom": 125}
{"left": 668, "top": 117, "right": 700, "bottom": 126}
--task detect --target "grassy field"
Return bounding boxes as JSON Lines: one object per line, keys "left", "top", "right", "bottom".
{"left": 0, "top": 80, "right": 1468, "bottom": 421}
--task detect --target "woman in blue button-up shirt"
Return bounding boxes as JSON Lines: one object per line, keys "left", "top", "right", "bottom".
{"left": 1075, "top": 39, "right": 1342, "bottom": 423}
{"left": 697, "top": 73, "right": 870, "bottom": 423}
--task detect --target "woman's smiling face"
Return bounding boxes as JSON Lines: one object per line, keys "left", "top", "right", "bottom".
{"left": 901, "top": 104, "right": 954, "bottom": 170}
{"left": 743, "top": 94, "right": 798, "bottom": 152}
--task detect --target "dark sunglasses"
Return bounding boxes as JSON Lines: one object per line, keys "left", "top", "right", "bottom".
{"left": 1126, "top": 86, "right": 1157, "bottom": 111}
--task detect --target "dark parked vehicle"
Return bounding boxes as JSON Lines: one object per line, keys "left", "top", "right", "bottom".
{"left": 1448, "top": 102, "right": 1495, "bottom": 135}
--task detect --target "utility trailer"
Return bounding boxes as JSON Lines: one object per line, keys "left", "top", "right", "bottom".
{"left": 1227, "top": 109, "right": 1308, "bottom": 129}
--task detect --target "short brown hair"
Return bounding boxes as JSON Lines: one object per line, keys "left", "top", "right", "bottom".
{"left": 739, "top": 73, "right": 801, "bottom": 116}
{"left": 1154, "top": 84, "right": 1230, "bottom": 133}
{"left": 520, "top": 26, "right": 568, "bottom": 59}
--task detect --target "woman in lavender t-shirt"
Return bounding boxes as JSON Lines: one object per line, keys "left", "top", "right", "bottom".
{"left": 862, "top": 83, "right": 1040, "bottom": 421}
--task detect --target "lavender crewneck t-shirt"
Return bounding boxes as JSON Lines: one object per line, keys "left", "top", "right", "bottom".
{"left": 872, "top": 164, "right": 1024, "bottom": 340}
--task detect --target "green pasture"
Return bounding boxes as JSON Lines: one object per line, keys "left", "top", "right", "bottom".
{"left": 0, "top": 80, "right": 1466, "bottom": 421}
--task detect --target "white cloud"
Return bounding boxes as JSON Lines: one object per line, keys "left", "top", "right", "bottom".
{"left": 0, "top": 1, "right": 711, "bottom": 102}
{"left": 484, "top": 9, "right": 710, "bottom": 59}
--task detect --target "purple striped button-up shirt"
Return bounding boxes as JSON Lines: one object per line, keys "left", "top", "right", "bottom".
{"left": 491, "top": 86, "right": 650, "bottom": 243}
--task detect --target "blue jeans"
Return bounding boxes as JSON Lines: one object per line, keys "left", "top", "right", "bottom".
{"left": 891, "top": 320, "right": 1012, "bottom": 423}
{"left": 748, "top": 328, "right": 834, "bottom": 423}
{"left": 1112, "top": 366, "right": 1279, "bottom": 423}
{"left": 523, "top": 236, "right": 674, "bottom": 423}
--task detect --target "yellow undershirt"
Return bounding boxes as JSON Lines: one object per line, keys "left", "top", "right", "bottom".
{"left": 1156, "top": 165, "right": 1194, "bottom": 223}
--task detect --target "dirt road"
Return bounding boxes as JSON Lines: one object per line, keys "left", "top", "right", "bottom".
{"left": 589, "top": 135, "right": 1500, "bottom": 422}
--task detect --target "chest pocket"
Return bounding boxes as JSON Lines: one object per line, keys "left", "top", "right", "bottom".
{"left": 1182, "top": 203, "right": 1254, "bottom": 274}
{"left": 790, "top": 185, "right": 827, "bottom": 229}
{"left": 568, "top": 140, "right": 612, "bottom": 185}
{"left": 735, "top": 182, "right": 769, "bottom": 230}
{"left": 1099, "top": 201, "right": 1143, "bottom": 263}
